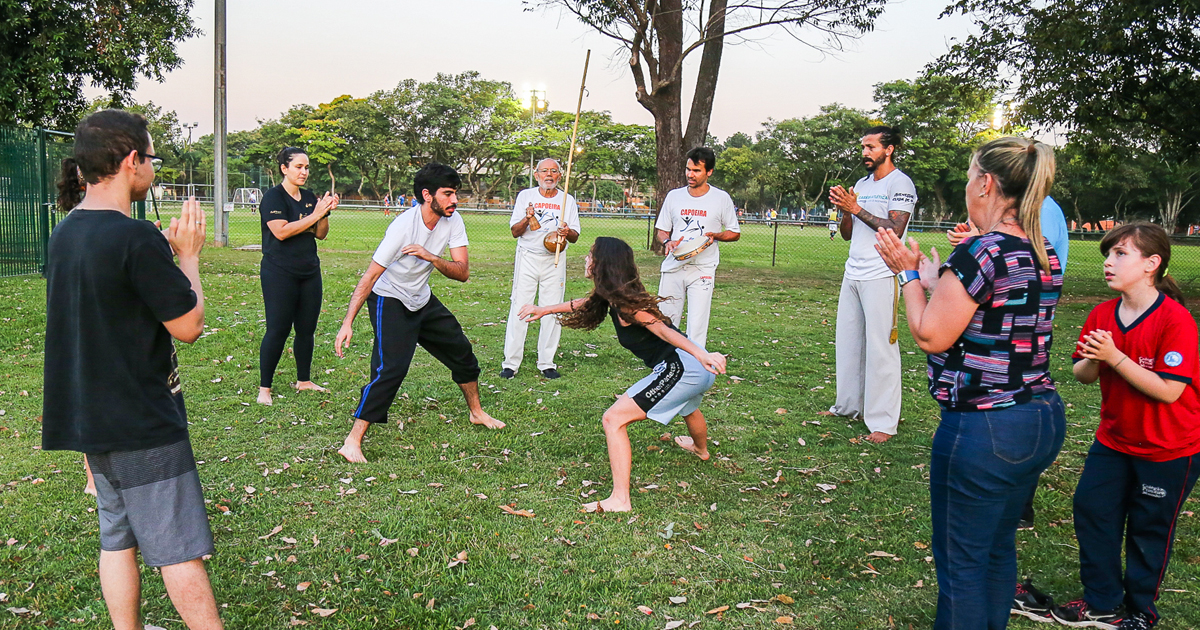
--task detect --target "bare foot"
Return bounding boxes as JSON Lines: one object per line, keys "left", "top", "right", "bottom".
{"left": 864, "top": 431, "right": 893, "bottom": 444}
{"left": 674, "top": 436, "right": 710, "bottom": 460}
{"left": 338, "top": 441, "right": 368, "bottom": 464}
{"left": 257, "top": 387, "right": 273, "bottom": 406}
{"left": 295, "top": 381, "right": 328, "bottom": 392}
{"left": 83, "top": 482, "right": 97, "bottom": 497}
{"left": 581, "top": 496, "right": 632, "bottom": 513}
{"left": 469, "top": 411, "right": 506, "bottom": 430}
{"left": 816, "top": 410, "right": 838, "bottom": 416}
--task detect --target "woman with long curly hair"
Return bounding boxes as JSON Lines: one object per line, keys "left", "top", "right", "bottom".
{"left": 520, "top": 237, "right": 726, "bottom": 512}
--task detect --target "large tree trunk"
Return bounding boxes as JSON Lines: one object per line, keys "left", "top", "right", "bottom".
{"left": 683, "top": 0, "right": 727, "bottom": 151}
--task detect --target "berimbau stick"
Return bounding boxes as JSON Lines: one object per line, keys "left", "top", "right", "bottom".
{"left": 558, "top": 49, "right": 590, "bottom": 267}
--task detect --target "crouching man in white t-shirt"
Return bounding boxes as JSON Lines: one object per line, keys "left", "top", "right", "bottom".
{"left": 334, "top": 163, "right": 505, "bottom": 463}
{"left": 820, "top": 126, "right": 916, "bottom": 444}
{"left": 654, "top": 147, "right": 741, "bottom": 350}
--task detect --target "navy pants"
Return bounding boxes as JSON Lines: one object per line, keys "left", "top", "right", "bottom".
{"left": 1074, "top": 440, "right": 1200, "bottom": 623}
{"left": 930, "top": 393, "right": 1066, "bottom": 630}
{"left": 352, "top": 292, "right": 481, "bottom": 424}
{"left": 259, "top": 262, "right": 322, "bottom": 388}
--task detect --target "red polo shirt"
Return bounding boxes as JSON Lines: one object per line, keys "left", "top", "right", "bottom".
{"left": 1073, "top": 293, "right": 1200, "bottom": 462}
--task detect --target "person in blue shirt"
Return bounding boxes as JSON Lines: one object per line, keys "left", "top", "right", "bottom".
{"left": 950, "top": 196, "right": 1069, "bottom": 272}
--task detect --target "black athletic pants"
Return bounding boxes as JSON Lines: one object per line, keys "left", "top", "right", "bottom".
{"left": 259, "top": 261, "right": 322, "bottom": 388}
{"left": 352, "top": 292, "right": 481, "bottom": 424}
{"left": 1074, "top": 439, "right": 1200, "bottom": 622}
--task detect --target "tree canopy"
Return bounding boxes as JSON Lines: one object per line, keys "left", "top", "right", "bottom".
{"left": 0, "top": 0, "right": 198, "bottom": 128}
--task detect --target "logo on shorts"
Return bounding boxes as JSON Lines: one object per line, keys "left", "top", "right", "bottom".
{"left": 1142, "top": 484, "right": 1167, "bottom": 499}
{"left": 1165, "top": 351, "right": 1184, "bottom": 368}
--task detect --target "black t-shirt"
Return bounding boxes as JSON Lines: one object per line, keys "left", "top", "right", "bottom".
{"left": 260, "top": 184, "right": 321, "bottom": 276}
{"left": 610, "top": 307, "right": 681, "bottom": 368}
{"left": 42, "top": 210, "right": 198, "bottom": 454}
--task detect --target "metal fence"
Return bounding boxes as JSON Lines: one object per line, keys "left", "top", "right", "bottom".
{"left": 5, "top": 122, "right": 1200, "bottom": 290}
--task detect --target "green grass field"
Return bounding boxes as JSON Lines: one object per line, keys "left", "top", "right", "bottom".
{"left": 1, "top": 210, "right": 1199, "bottom": 629}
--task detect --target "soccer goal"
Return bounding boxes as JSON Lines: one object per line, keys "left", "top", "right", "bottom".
{"left": 232, "top": 188, "right": 263, "bottom": 206}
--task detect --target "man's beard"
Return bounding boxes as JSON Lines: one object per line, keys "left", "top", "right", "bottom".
{"left": 431, "top": 197, "right": 456, "bottom": 216}
{"left": 863, "top": 158, "right": 877, "bottom": 173}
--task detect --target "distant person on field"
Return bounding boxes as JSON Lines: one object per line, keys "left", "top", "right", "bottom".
{"left": 44, "top": 109, "right": 223, "bottom": 630}
{"left": 499, "top": 158, "right": 580, "bottom": 380}
{"left": 820, "top": 126, "right": 917, "bottom": 443}
{"left": 256, "top": 147, "right": 336, "bottom": 406}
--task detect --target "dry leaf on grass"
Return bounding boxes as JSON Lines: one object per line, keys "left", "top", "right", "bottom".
{"left": 406, "top": 547, "right": 419, "bottom": 557}
{"left": 310, "top": 608, "right": 336, "bottom": 617}
{"left": 257, "top": 525, "right": 283, "bottom": 540}
{"left": 772, "top": 594, "right": 795, "bottom": 605}
{"left": 498, "top": 505, "right": 536, "bottom": 518}
{"left": 775, "top": 616, "right": 794, "bottom": 625}
{"left": 447, "top": 550, "right": 468, "bottom": 568}
{"left": 665, "top": 622, "right": 686, "bottom": 630}
{"left": 866, "top": 551, "right": 896, "bottom": 558}
{"left": 426, "top": 598, "right": 436, "bottom": 610}
{"left": 288, "top": 618, "right": 307, "bottom": 626}
{"left": 296, "top": 582, "right": 311, "bottom": 592}
{"left": 637, "top": 605, "right": 654, "bottom": 615}
{"left": 776, "top": 408, "right": 788, "bottom": 414}
{"left": 706, "top": 605, "right": 730, "bottom": 615}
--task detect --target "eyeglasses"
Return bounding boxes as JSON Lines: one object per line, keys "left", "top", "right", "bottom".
{"left": 536, "top": 169, "right": 560, "bottom": 174}
{"left": 139, "top": 152, "right": 164, "bottom": 172}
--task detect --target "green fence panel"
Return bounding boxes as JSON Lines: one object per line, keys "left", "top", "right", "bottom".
{"left": 0, "top": 127, "right": 47, "bottom": 277}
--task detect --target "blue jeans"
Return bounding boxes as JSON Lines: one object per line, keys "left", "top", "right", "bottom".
{"left": 931, "top": 392, "right": 1066, "bottom": 630}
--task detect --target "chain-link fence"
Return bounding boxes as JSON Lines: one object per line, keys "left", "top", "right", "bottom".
{"left": 5, "top": 122, "right": 1200, "bottom": 291}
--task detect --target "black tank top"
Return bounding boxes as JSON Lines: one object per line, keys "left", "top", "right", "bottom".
{"left": 610, "top": 307, "right": 681, "bottom": 368}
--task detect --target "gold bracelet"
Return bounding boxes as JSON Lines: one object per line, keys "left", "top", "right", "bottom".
{"left": 1113, "top": 355, "right": 1128, "bottom": 369}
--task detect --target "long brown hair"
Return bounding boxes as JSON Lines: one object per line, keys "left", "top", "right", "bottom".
{"left": 57, "top": 158, "right": 84, "bottom": 212}
{"left": 1100, "top": 222, "right": 1185, "bottom": 306}
{"left": 560, "top": 237, "right": 670, "bottom": 330}
{"left": 973, "top": 137, "right": 1056, "bottom": 273}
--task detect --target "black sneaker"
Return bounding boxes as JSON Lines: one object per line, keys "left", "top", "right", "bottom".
{"left": 499, "top": 368, "right": 515, "bottom": 379}
{"left": 541, "top": 368, "right": 561, "bottom": 379}
{"left": 1011, "top": 579, "right": 1055, "bottom": 623}
{"left": 1117, "top": 613, "right": 1155, "bottom": 630}
{"left": 1018, "top": 518, "right": 1036, "bottom": 530}
{"left": 1051, "top": 599, "right": 1125, "bottom": 629}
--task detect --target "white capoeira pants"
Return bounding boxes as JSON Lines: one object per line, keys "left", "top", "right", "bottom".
{"left": 830, "top": 276, "right": 901, "bottom": 435}
{"left": 659, "top": 264, "right": 715, "bottom": 350}
{"left": 503, "top": 248, "right": 566, "bottom": 372}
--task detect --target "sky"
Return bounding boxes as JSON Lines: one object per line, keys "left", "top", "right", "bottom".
{"left": 89, "top": 0, "right": 975, "bottom": 142}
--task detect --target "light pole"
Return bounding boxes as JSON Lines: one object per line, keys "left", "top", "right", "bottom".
{"left": 525, "top": 86, "right": 548, "bottom": 188}
{"left": 182, "top": 122, "right": 199, "bottom": 194}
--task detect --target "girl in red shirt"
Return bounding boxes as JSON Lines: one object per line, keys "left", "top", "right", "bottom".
{"left": 1052, "top": 223, "right": 1200, "bottom": 630}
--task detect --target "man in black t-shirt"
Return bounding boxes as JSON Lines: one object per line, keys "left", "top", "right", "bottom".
{"left": 43, "top": 110, "right": 223, "bottom": 630}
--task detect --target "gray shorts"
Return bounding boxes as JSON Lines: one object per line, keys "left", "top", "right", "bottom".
{"left": 625, "top": 348, "right": 716, "bottom": 424}
{"left": 88, "top": 439, "right": 215, "bottom": 567}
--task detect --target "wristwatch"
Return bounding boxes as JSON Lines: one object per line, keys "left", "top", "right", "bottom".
{"left": 896, "top": 270, "right": 921, "bottom": 286}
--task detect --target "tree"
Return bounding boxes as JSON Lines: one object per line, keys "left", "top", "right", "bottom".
{"left": 0, "top": 1, "right": 198, "bottom": 128}
{"left": 291, "top": 97, "right": 352, "bottom": 192}
{"left": 873, "top": 74, "right": 997, "bottom": 221}
{"left": 935, "top": 0, "right": 1200, "bottom": 159}
{"left": 753, "top": 104, "right": 871, "bottom": 211}
{"left": 541, "top": 0, "right": 887, "bottom": 220}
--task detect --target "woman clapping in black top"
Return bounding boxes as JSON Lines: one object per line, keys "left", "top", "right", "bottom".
{"left": 257, "top": 147, "right": 336, "bottom": 405}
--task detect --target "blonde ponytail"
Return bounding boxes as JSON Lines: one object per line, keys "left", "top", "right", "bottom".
{"left": 974, "top": 138, "right": 1057, "bottom": 273}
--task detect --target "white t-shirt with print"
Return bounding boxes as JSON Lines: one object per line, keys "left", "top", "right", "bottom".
{"left": 654, "top": 185, "right": 740, "bottom": 273}
{"left": 509, "top": 188, "right": 582, "bottom": 255}
{"left": 844, "top": 168, "right": 917, "bottom": 281}
{"left": 371, "top": 206, "right": 469, "bottom": 311}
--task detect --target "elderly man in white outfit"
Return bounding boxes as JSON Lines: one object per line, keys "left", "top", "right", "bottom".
{"left": 655, "top": 147, "right": 741, "bottom": 351}
{"left": 500, "top": 159, "right": 581, "bottom": 380}
{"left": 820, "top": 126, "right": 916, "bottom": 444}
